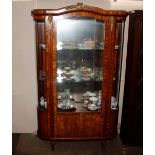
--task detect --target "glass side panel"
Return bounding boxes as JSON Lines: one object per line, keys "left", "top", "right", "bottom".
{"left": 56, "top": 17, "right": 105, "bottom": 112}
{"left": 36, "top": 22, "right": 47, "bottom": 110}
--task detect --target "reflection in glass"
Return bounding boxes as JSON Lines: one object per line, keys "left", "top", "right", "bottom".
{"left": 115, "top": 22, "right": 125, "bottom": 101}
{"left": 56, "top": 18, "right": 105, "bottom": 112}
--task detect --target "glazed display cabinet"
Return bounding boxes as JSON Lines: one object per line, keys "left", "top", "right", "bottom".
{"left": 32, "top": 3, "right": 128, "bottom": 150}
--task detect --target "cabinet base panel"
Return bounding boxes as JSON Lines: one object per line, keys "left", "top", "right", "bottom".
{"left": 37, "top": 132, "right": 50, "bottom": 140}
{"left": 37, "top": 132, "right": 117, "bottom": 151}
{"left": 37, "top": 132, "right": 117, "bottom": 141}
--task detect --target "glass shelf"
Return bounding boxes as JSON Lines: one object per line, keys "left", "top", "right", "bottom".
{"left": 57, "top": 92, "right": 102, "bottom": 112}
{"left": 57, "top": 45, "right": 104, "bottom": 51}
{"left": 57, "top": 67, "right": 103, "bottom": 83}
{"left": 57, "top": 79, "right": 103, "bottom": 83}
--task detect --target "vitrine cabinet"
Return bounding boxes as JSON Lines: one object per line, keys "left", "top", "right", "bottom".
{"left": 32, "top": 3, "right": 128, "bottom": 150}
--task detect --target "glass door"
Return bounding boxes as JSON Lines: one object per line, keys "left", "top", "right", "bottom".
{"left": 56, "top": 17, "right": 105, "bottom": 112}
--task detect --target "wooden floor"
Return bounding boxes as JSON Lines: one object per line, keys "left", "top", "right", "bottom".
{"left": 13, "top": 133, "right": 143, "bottom": 155}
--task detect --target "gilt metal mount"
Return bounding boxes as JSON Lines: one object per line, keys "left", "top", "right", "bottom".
{"left": 110, "top": 16, "right": 114, "bottom": 31}
{"left": 66, "top": 3, "right": 89, "bottom": 10}
{"left": 47, "top": 16, "right": 52, "bottom": 25}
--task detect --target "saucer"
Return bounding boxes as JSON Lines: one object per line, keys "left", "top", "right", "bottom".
{"left": 82, "top": 104, "right": 88, "bottom": 108}
{"left": 84, "top": 91, "right": 96, "bottom": 97}
{"left": 82, "top": 100, "right": 89, "bottom": 108}
{"left": 57, "top": 103, "right": 75, "bottom": 109}
{"left": 81, "top": 77, "right": 91, "bottom": 81}
{"left": 88, "top": 105, "right": 98, "bottom": 111}
{"left": 89, "top": 96, "right": 98, "bottom": 102}
{"left": 63, "top": 76, "right": 74, "bottom": 80}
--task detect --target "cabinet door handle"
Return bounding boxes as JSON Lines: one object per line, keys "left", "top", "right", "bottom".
{"left": 39, "top": 71, "right": 46, "bottom": 81}
{"left": 39, "top": 44, "right": 46, "bottom": 51}
{"left": 114, "top": 45, "right": 120, "bottom": 50}
{"left": 112, "top": 77, "right": 116, "bottom": 81}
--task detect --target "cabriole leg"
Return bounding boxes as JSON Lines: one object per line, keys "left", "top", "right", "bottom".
{"left": 50, "top": 140, "right": 55, "bottom": 151}
{"left": 101, "top": 140, "right": 106, "bottom": 151}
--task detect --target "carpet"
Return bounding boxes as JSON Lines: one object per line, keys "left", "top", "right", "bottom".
{"left": 14, "top": 134, "right": 142, "bottom": 155}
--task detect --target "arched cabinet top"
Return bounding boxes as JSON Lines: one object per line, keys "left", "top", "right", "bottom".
{"left": 31, "top": 3, "right": 128, "bottom": 21}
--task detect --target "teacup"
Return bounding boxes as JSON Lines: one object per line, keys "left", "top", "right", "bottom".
{"left": 64, "top": 72, "right": 73, "bottom": 79}
{"left": 89, "top": 96, "right": 98, "bottom": 104}
{"left": 64, "top": 66, "right": 71, "bottom": 71}
{"left": 83, "top": 100, "right": 89, "bottom": 107}
{"left": 83, "top": 39, "right": 96, "bottom": 49}
{"left": 82, "top": 93, "right": 89, "bottom": 100}
{"left": 80, "top": 67, "right": 91, "bottom": 77}
{"left": 88, "top": 103, "right": 97, "bottom": 110}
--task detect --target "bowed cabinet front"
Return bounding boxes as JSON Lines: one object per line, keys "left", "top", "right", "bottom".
{"left": 31, "top": 3, "right": 128, "bottom": 149}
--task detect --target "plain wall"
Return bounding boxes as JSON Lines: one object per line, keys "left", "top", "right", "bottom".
{"left": 12, "top": 1, "right": 38, "bottom": 133}
{"left": 12, "top": 0, "right": 143, "bottom": 133}
{"left": 34, "top": 0, "right": 111, "bottom": 9}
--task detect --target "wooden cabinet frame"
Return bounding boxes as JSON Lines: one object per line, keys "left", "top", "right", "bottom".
{"left": 32, "top": 3, "right": 128, "bottom": 150}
